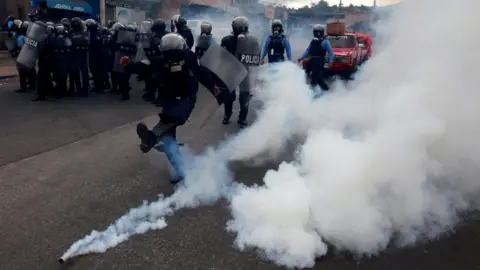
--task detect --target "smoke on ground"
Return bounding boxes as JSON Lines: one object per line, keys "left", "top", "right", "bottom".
{"left": 61, "top": 0, "right": 480, "bottom": 268}
{"left": 227, "top": 0, "right": 480, "bottom": 268}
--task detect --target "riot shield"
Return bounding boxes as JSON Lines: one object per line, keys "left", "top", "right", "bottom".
{"left": 235, "top": 34, "right": 261, "bottom": 66}
{"left": 113, "top": 28, "right": 138, "bottom": 73}
{"left": 135, "top": 22, "right": 153, "bottom": 62}
{"left": 16, "top": 21, "right": 49, "bottom": 72}
{"left": 199, "top": 43, "right": 248, "bottom": 92}
{"left": 116, "top": 28, "right": 137, "bottom": 45}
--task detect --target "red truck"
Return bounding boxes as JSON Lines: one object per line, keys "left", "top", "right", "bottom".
{"left": 324, "top": 32, "right": 366, "bottom": 78}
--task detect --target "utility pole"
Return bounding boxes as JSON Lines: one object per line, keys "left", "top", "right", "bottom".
{"left": 100, "top": 0, "right": 105, "bottom": 26}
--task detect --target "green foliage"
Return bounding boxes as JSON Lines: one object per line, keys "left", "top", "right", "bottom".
{"left": 269, "top": 0, "right": 373, "bottom": 14}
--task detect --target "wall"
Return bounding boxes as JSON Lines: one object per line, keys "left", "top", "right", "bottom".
{"left": 1, "top": 0, "right": 30, "bottom": 21}
{"left": 114, "top": 6, "right": 145, "bottom": 24}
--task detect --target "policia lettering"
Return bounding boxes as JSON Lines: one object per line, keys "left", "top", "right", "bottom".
{"left": 25, "top": 37, "right": 38, "bottom": 48}
{"left": 239, "top": 54, "right": 259, "bottom": 65}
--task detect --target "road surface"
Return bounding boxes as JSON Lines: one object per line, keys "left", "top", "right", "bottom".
{"left": 0, "top": 79, "right": 479, "bottom": 270}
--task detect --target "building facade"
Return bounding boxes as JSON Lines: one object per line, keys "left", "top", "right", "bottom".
{"left": 1, "top": 0, "right": 31, "bottom": 22}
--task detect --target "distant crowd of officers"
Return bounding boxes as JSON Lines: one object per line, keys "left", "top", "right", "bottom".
{"left": 4, "top": 14, "right": 335, "bottom": 128}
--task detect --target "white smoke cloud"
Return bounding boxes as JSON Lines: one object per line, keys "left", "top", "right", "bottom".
{"left": 61, "top": 0, "right": 480, "bottom": 268}
{"left": 227, "top": 0, "right": 480, "bottom": 268}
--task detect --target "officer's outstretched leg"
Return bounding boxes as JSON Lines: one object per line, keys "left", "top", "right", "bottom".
{"left": 161, "top": 132, "right": 185, "bottom": 183}
{"left": 238, "top": 90, "right": 252, "bottom": 128}
{"left": 136, "top": 121, "right": 184, "bottom": 183}
{"left": 222, "top": 89, "right": 236, "bottom": 125}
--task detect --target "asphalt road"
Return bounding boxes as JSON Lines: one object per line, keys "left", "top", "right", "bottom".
{"left": 0, "top": 78, "right": 479, "bottom": 270}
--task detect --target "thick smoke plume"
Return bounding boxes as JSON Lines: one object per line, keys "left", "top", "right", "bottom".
{"left": 227, "top": 0, "right": 480, "bottom": 268}
{"left": 61, "top": 0, "right": 480, "bottom": 268}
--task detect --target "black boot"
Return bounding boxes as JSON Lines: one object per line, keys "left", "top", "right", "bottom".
{"left": 136, "top": 123, "right": 157, "bottom": 153}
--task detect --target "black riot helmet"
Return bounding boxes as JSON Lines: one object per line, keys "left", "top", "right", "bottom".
{"left": 159, "top": 33, "right": 189, "bottom": 71}
{"left": 126, "top": 24, "right": 136, "bottom": 32}
{"left": 312, "top": 24, "right": 325, "bottom": 39}
{"left": 151, "top": 19, "right": 166, "bottom": 34}
{"left": 55, "top": 24, "right": 66, "bottom": 34}
{"left": 85, "top": 19, "right": 98, "bottom": 30}
{"left": 175, "top": 17, "right": 187, "bottom": 31}
{"left": 111, "top": 22, "right": 124, "bottom": 32}
{"left": 200, "top": 22, "right": 212, "bottom": 35}
{"left": 71, "top": 17, "right": 84, "bottom": 32}
{"left": 107, "top": 20, "right": 115, "bottom": 28}
{"left": 232, "top": 16, "right": 248, "bottom": 36}
{"left": 271, "top": 19, "right": 283, "bottom": 35}
{"left": 101, "top": 26, "right": 110, "bottom": 35}
{"left": 60, "top": 18, "right": 70, "bottom": 31}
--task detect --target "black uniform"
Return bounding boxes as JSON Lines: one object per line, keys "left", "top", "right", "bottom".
{"left": 101, "top": 27, "right": 112, "bottom": 90}
{"left": 52, "top": 25, "right": 72, "bottom": 98}
{"left": 110, "top": 24, "right": 137, "bottom": 100}
{"left": 18, "top": 23, "right": 37, "bottom": 92}
{"left": 130, "top": 33, "right": 219, "bottom": 184}
{"left": 33, "top": 24, "right": 55, "bottom": 101}
{"left": 220, "top": 34, "right": 251, "bottom": 127}
{"left": 70, "top": 18, "right": 90, "bottom": 96}
{"left": 86, "top": 19, "right": 104, "bottom": 93}
{"left": 142, "top": 20, "right": 167, "bottom": 103}
{"left": 174, "top": 17, "right": 194, "bottom": 49}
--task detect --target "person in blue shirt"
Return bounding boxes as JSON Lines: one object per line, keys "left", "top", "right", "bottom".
{"left": 260, "top": 19, "right": 292, "bottom": 64}
{"left": 297, "top": 24, "right": 334, "bottom": 91}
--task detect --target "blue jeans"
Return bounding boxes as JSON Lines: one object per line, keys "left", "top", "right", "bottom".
{"left": 157, "top": 133, "right": 185, "bottom": 181}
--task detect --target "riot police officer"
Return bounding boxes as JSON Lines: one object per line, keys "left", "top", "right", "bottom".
{"left": 260, "top": 19, "right": 292, "bottom": 64}
{"left": 70, "top": 17, "right": 90, "bottom": 97}
{"left": 171, "top": 15, "right": 194, "bottom": 49}
{"left": 86, "top": 19, "right": 104, "bottom": 93}
{"left": 134, "top": 19, "right": 156, "bottom": 102}
{"left": 148, "top": 19, "right": 169, "bottom": 104}
{"left": 100, "top": 26, "right": 112, "bottom": 90}
{"left": 18, "top": 21, "right": 37, "bottom": 92}
{"left": 52, "top": 24, "right": 72, "bottom": 98}
{"left": 5, "top": 20, "right": 35, "bottom": 92}
{"left": 194, "top": 22, "right": 215, "bottom": 59}
{"left": 120, "top": 33, "right": 220, "bottom": 184}
{"left": 110, "top": 22, "right": 137, "bottom": 100}
{"left": 220, "top": 16, "right": 261, "bottom": 128}
{"left": 60, "top": 18, "right": 71, "bottom": 32}
{"left": 297, "top": 24, "right": 334, "bottom": 91}
{"left": 4, "top": 15, "right": 16, "bottom": 34}
{"left": 33, "top": 23, "right": 55, "bottom": 101}
{"left": 108, "top": 22, "right": 123, "bottom": 94}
